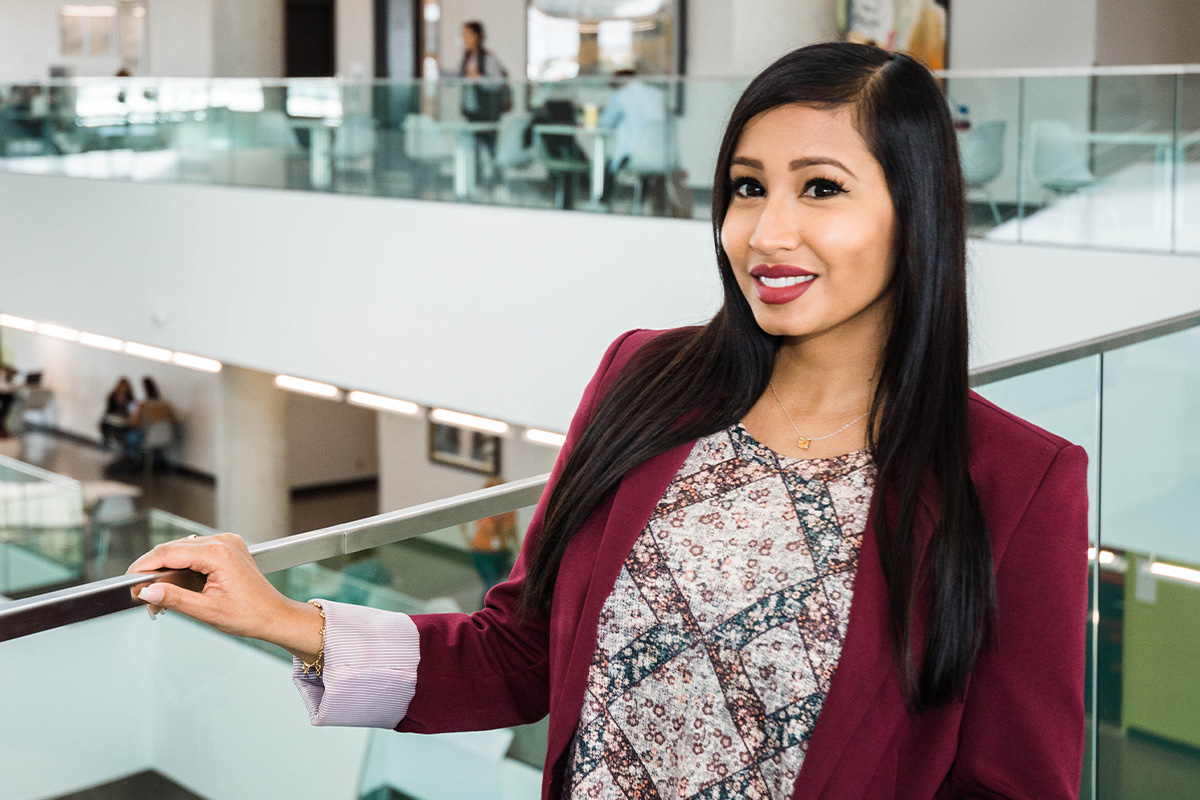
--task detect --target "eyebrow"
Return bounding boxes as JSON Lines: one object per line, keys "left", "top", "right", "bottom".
{"left": 731, "top": 155, "right": 857, "bottom": 180}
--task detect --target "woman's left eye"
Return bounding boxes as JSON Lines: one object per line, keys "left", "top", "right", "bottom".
{"left": 802, "top": 178, "right": 847, "bottom": 199}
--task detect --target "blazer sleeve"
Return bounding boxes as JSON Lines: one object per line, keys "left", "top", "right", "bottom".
{"left": 397, "top": 329, "right": 645, "bottom": 734}
{"left": 944, "top": 444, "right": 1090, "bottom": 799}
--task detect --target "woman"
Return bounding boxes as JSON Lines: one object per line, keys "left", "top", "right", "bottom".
{"left": 124, "top": 376, "right": 176, "bottom": 462}
{"left": 129, "top": 43, "right": 1087, "bottom": 799}
{"left": 458, "top": 20, "right": 508, "bottom": 187}
{"left": 99, "top": 377, "right": 135, "bottom": 450}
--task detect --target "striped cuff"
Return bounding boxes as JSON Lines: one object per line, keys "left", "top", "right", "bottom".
{"left": 291, "top": 599, "right": 420, "bottom": 728}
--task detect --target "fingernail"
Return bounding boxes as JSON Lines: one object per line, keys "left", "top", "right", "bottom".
{"left": 139, "top": 585, "right": 165, "bottom": 604}
{"left": 147, "top": 605, "right": 158, "bottom": 621}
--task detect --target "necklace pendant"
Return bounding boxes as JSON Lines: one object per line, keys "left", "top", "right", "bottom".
{"left": 797, "top": 437, "right": 811, "bottom": 450}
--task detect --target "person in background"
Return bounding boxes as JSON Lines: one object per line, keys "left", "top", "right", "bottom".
{"left": 100, "top": 377, "right": 135, "bottom": 450}
{"left": 598, "top": 69, "right": 670, "bottom": 208}
{"left": 458, "top": 20, "right": 508, "bottom": 187}
{"left": 465, "top": 475, "right": 517, "bottom": 607}
{"left": 125, "top": 377, "right": 175, "bottom": 463}
{"left": 0, "top": 364, "right": 18, "bottom": 438}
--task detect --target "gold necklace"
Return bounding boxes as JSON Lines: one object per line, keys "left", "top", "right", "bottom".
{"left": 768, "top": 382, "right": 869, "bottom": 450}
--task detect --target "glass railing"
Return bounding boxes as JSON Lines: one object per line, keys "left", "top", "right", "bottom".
{"left": 972, "top": 308, "right": 1200, "bottom": 800}
{"left": 4, "top": 308, "right": 1200, "bottom": 797}
{"left": 1, "top": 66, "right": 1198, "bottom": 253}
{"left": 0, "top": 454, "right": 85, "bottom": 598}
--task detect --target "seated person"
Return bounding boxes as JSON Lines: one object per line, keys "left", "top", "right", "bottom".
{"left": 100, "top": 377, "right": 136, "bottom": 450}
{"left": 598, "top": 69, "right": 667, "bottom": 198}
{"left": 125, "top": 377, "right": 176, "bottom": 462}
{"left": 0, "top": 364, "right": 17, "bottom": 438}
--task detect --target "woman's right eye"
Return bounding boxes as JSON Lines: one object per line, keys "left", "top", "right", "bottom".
{"left": 730, "top": 176, "right": 765, "bottom": 198}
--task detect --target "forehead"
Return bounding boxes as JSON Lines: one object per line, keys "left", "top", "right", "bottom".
{"left": 733, "top": 103, "right": 873, "bottom": 164}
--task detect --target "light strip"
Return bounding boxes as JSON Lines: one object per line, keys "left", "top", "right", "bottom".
{"left": 1098, "top": 550, "right": 1115, "bottom": 565}
{"left": 78, "top": 332, "right": 124, "bottom": 351}
{"left": 1149, "top": 562, "right": 1200, "bottom": 585}
{"left": 1087, "top": 546, "right": 1096, "bottom": 561}
{"left": 0, "top": 314, "right": 37, "bottom": 332}
{"left": 275, "top": 374, "right": 342, "bottom": 399}
{"left": 37, "top": 323, "right": 79, "bottom": 342}
{"left": 124, "top": 341, "right": 172, "bottom": 362}
{"left": 430, "top": 408, "right": 509, "bottom": 435}
{"left": 525, "top": 428, "right": 566, "bottom": 447}
{"left": 347, "top": 390, "right": 419, "bottom": 415}
{"left": 172, "top": 352, "right": 223, "bottom": 373}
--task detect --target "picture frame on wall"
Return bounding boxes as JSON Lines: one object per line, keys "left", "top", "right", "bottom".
{"left": 429, "top": 420, "right": 502, "bottom": 475}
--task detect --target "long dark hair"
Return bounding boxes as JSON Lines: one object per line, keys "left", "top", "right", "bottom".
{"left": 521, "top": 42, "right": 993, "bottom": 712}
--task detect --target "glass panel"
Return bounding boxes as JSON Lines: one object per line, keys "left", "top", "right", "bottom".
{"left": 1, "top": 502, "right": 543, "bottom": 799}
{"left": 1098, "top": 326, "right": 1200, "bottom": 798}
{"left": 1020, "top": 73, "right": 1178, "bottom": 252}
{"left": 1176, "top": 73, "right": 1200, "bottom": 255}
{"left": 973, "top": 355, "right": 1101, "bottom": 799}
{"left": 0, "top": 454, "right": 85, "bottom": 598}
{"left": 943, "top": 76, "right": 1022, "bottom": 240}
{"left": 1, "top": 70, "right": 1193, "bottom": 241}
{"left": 269, "top": 503, "right": 544, "bottom": 799}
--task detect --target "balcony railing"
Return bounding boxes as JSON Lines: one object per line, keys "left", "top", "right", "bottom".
{"left": 2, "top": 65, "right": 1199, "bottom": 254}
{"left": 4, "top": 308, "right": 1200, "bottom": 799}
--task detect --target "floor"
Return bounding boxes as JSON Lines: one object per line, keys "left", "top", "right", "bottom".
{"left": 51, "top": 771, "right": 204, "bottom": 800}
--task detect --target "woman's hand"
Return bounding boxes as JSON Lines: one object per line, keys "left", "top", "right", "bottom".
{"left": 126, "top": 533, "right": 324, "bottom": 662}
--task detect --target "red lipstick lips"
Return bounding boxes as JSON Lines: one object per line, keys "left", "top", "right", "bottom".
{"left": 749, "top": 264, "right": 817, "bottom": 305}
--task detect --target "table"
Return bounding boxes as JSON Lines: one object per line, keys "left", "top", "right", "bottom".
{"left": 434, "top": 120, "right": 502, "bottom": 200}
{"left": 531, "top": 124, "right": 614, "bottom": 205}
{"left": 288, "top": 116, "right": 341, "bottom": 190}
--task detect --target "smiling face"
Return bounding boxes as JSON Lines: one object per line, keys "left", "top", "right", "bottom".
{"left": 721, "top": 103, "right": 897, "bottom": 349}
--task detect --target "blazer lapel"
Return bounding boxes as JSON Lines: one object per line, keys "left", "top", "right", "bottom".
{"left": 545, "top": 438, "right": 696, "bottom": 796}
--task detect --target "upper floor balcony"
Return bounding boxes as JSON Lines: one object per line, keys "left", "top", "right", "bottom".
{"left": 2, "top": 65, "right": 1198, "bottom": 255}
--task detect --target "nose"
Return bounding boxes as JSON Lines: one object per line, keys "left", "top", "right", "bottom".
{"left": 748, "top": 194, "right": 802, "bottom": 255}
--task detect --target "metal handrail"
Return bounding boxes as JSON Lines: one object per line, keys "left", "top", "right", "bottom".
{"left": 3, "top": 306, "right": 1200, "bottom": 643}
{"left": 0, "top": 473, "right": 547, "bottom": 643}
{"left": 969, "top": 307, "right": 1200, "bottom": 386}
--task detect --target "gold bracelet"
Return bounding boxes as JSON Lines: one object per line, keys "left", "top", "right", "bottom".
{"left": 300, "top": 599, "right": 326, "bottom": 677}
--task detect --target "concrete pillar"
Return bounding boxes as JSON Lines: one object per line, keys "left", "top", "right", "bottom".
{"left": 216, "top": 365, "right": 290, "bottom": 543}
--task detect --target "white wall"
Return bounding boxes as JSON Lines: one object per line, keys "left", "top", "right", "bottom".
{"left": 1093, "top": 0, "right": 1200, "bottom": 66}
{"left": 0, "top": 0, "right": 122, "bottom": 80}
{"left": 337, "top": 0, "right": 376, "bottom": 78}
{"left": 728, "top": 0, "right": 838, "bottom": 77}
{"left": 4, "top": 175, "right": 1200, "bottom": 440}
{"left": 145, "top": 0, "right": 215, "bottom": 77}
{"left": 288, "top": 390, "right": 378, "bottom": 488}
{"left": 211, "top": 0, "right": 284, "bottom": 78}
{"left": 0, "top": 172, "right": 723, "bottom": 433}
{"left": 376, "top": 408, "right": 558, "bottom": 545}
{"left": 948, "top": 0, "right": 1098, "bottom": 70}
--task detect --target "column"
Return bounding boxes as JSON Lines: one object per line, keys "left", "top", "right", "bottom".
{"left": 216, "top": 365, "right": 290, "bottom": 543}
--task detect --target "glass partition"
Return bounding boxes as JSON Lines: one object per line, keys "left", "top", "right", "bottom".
{"left": 0, "top": 454, "right": 85, "bottom": 598}
{"left": 0, "top": 504, "right": 543, "bottom": 800}
{"left": 1, "top": 67, "right": 1197, "bottom": 252}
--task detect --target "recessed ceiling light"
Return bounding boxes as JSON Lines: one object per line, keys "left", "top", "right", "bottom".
{"left": 347, "top": 390, "right": 419, "bottom": 415}
{"left": 430, "top": 408, "right": 509, "bottom": 434}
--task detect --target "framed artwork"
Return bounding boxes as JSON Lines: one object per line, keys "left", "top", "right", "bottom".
{"left": 429, "top": 420, "right": 502, "bottom": 475}
{"left": 839, "top": 0, "right": 949, "bottom": 70}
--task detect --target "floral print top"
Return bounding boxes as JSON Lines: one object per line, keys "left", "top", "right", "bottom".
{"left": 563, "top": 422, "right": 876, "bottom": 800}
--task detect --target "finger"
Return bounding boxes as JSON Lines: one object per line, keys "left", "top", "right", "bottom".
{"left": 137, "top": 581, "right": 211, "bottom": 622}
{"left": 126, "top": 541, "right": 222, "bottom": 577}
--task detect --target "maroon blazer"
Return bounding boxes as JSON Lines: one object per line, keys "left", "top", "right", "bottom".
{"left": 400, "top": 329, "right": 1089, "bottom": 800}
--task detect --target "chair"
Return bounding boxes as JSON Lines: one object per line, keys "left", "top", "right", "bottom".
{"left": 333, "top": 115, "right": 379, "bottom": 183}
{"left": 620, "top": 120, "right": 680, "bottom": 215}
{"left": 403, "top": 114, "right": 454, "bottom": 198}
{"left": 16, "top": 387, "right": 54, "bottom": 432}
{"left": 139, "top": 419, "right": 174, "bottom": 478}
{"left": 960, "top": 121, "right": 1006, "bottom": 225}
{"left": 1030, "top": 120, "right": 1095, "bottom": 195}
{"left": 534, "top": 100, "right": 591, "bottom": 209}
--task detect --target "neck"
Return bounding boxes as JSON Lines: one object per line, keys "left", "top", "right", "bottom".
{"left": 770, "top": 312, "right": 887, "bottom": 418}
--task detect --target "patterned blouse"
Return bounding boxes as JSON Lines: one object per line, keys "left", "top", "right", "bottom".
{"left": 563, "top": 422, "right": 876, "bottom": 800}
